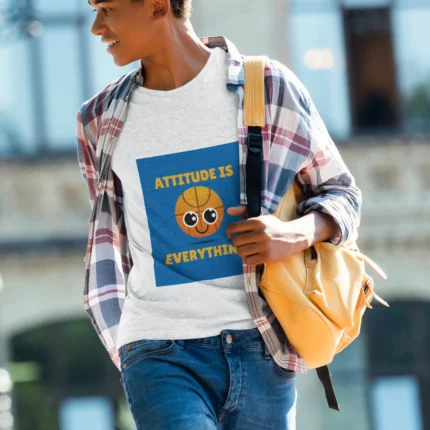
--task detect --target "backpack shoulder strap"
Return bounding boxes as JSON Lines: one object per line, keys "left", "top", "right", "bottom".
{"left": 244, "top": 56, "right": 267, "bottom": 128}
{"left": 244, "top": 56, "right": 267, "bottom": 219}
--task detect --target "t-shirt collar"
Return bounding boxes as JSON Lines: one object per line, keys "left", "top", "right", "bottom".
{"left": 133, "top": 36, "right": 244, "bottom": 91}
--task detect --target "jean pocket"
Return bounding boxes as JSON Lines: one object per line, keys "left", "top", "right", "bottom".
{"left": 272, "top": 361, "right": 296, "bottom": 379}
{"left": 264, "top": 344, "right": 296, "bottom": 379}
{"left": 121, "top": 340, "right": 175, "bottom": 370}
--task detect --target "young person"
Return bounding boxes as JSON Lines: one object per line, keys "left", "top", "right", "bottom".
{"left": 77, "top": 0, "right": 361, "bottom": 428}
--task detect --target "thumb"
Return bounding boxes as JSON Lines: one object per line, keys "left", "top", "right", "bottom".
{"left": 227, "top": 205, "right": 248, "bottom": 216}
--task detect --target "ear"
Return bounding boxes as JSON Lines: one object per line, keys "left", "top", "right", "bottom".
{"left": 152, "top": 0, "right": 169, "bottom": 19}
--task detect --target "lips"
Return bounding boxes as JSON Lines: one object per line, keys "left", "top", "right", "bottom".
{"left": 107, "top": 39, "right": 120, "bottom": 48}
{"left": 106, "top": 38, "right": 120, "bottom": 54}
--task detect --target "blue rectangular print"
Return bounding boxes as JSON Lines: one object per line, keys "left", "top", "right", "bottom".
{"left": 136, "top": 141, "right": 243, "bottom": 287}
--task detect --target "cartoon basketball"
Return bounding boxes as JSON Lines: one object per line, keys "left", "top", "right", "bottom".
{"left": 175, "top": 186, "right": 224, "bottom": 238}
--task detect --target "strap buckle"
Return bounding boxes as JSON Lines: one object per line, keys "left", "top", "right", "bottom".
{"left": 247, "top": 130, "right": 263, "bottom": 154}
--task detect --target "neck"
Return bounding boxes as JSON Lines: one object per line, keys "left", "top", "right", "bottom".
{"left": 141, "top": 20, "right": 211, "bottom": 91}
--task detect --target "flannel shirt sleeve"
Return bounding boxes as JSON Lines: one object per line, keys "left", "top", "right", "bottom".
{"left": 274, "top": 64, "right": 362, "bottom": 245}
{"left": 76, "top": 106, "right": 98, "bottom": 211}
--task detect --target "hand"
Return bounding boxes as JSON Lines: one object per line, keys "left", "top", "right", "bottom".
{"left": 226, "top": 205, "right": 309, "bottom": 265}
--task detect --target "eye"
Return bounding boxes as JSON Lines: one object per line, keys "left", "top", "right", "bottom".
{"left": 183, "top": 212, "right": 198, "bottom": 228}
{"left": 203, "top": 208, "right": 218, "bottom": 225}
{"left": 92, "top": 8, "right": 112, "bottom": 14}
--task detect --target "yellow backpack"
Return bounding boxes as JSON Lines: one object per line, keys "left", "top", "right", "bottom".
{"left": 244, "top": 56, "right": 388, "bottom": 408}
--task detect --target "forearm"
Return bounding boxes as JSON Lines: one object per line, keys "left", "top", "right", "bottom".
{"left": 227, "top": 206, "right": 342, "bottom": 265}
{"left": 286, "top": 211, "right": 341, "bottom": 250}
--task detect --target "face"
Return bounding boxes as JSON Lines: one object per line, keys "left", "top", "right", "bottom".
{"left": 88, "top": 0, "right": 166, "bottom": 66}
{"left": 175, "top": 187, "right": 225, "bottom": 239}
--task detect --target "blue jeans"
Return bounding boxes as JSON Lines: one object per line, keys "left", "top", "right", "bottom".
{"left": 119, "top": 328, "right": 297, "bottom": 429}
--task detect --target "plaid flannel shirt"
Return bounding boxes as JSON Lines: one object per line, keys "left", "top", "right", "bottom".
{"left": 76, "top": 36, "right": 361, "bottom": 372}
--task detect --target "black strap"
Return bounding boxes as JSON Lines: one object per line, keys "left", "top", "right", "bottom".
{"left": 317, "top": 366, "right": 341, "bottom": 411}
{"left": 246, "top": 126, "right": 263, "bottom": 218}
{"left": 245, "top": 126, "right": 340, "bottom": 412}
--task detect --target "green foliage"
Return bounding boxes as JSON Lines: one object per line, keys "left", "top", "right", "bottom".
{"left": 10, "top": 318, "right": 127, "bottom": 429}
{"left": 14, "top": 382, "right": 58, "bottom": 430}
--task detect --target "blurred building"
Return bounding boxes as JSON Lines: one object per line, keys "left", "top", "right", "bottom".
{"left": 0, "top": 0, "right": 429, "bottom": 429}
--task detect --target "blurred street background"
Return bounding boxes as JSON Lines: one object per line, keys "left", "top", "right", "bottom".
{"left": 0, "top": 0, "right": 429, "bottom": 429}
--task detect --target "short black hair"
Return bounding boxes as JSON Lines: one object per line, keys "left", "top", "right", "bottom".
{"left": 170, "top": 0, "right": 192, "bottom": 19}
{"left": 131, "top": 0, "right": 192, "bottom": 19}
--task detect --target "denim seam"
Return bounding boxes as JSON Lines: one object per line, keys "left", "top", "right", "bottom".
{"left": 185, "top": 342, "right": 222, "bottom": 350}
{"left": 123, "top": 341, "right": 175, "bottom": 370}
{"left": 219, "top": 351, "right": 234, "bottom": 417}
{"left": 218, "top": 350, "right": 243, "bottom": 414}
{"left": 121, "top": 369, "right": 143, "bottom": 430}
{"left": 186, "top": 341, "right": 265, "bottom": 352}
{"left": 232, "top": 351, "right": 244, "bottom": 413}
{"left": 127, "top": 339, "right": 170, "bottom": 350}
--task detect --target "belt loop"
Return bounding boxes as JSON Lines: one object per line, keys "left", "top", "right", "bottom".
{"left": 264, "top": 342, "right": 271, "bottom": 360}
{"left": 174, "top": 339, "right": 185, "bottom": 350}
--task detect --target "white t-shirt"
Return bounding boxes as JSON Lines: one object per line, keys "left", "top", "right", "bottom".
{"left": 112, "top": 47, "right": 255, "bottom": 350}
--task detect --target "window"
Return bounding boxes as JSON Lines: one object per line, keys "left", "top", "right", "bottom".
{"left": 371, "top": 376, "right": 424, "bottom": 430}
{"left": 365, "top": 302, "right": 430, "bottom": 430}
{"left": 320, "top": 335, "right": 371, "bottom": 430}
{"left": 290, "top": 0, "right": 430, "bottom": 140}
{"left": 343, "top": 8, "right": 400, "bottom": 133}
{"left": 392, "top": 5, "right": 430, "bottom": 132}
{"left": 289, "top": 9, "right": 351, "bottom": 140}
{"left": 0, "top": 0, "right": 135, "bottom": 158}
{"left": 40, "top": 26, "right": 84, "bottom": 149}
{"left": 0, "top": 41, "right": 36, "bottom": 156}
{"left": 59, "top": 397, "right": 115, "bottom": 430}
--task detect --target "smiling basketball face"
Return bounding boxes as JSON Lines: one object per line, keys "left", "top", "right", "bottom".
{"left": 175, "top": 187, "right": 224, "bottom": 238}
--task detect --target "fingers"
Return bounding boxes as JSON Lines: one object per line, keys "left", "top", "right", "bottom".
{"left": 243, "top": 253, "right": 267, "bottom": 266}
{"left": 226, "top": 219, "right": 260, "bottom": 238}
{"left": 226, "top": 205, "right": 248, "bottom": 216}
{"left": 235, "top": 242, "right": 261, "bottom": 258}
{"left": 231, "top": 231, "right": 260, "bottom": 248}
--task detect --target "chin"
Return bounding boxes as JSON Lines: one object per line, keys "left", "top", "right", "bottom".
{"left": 113, "top": 56, "right": 133, "bottom": 67}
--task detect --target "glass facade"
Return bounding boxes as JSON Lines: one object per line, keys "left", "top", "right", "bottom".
{"left": 393, "top": 6, "right": 430, "bottom": 132}
{"left": 40, "top": 26, "right": 84, "bottom": 149}
{"left": 0, "top": 40, "right": 36, "bottom": 155}
{"left": 289, "top": 10, "right": 351, "bottom": 140}
{"left": 1, "top": 0, "right": 429, "bottom": 158}
{"left": 321, "top": 334, "right": 371, "bottom": 430}
{"left": 290, "top": 0, "right": 430, "bottom": 140}
{"left": 318, "top": 300, "right": 430, "bottom": 430}
{"left": 0, "top": 0, "right": 135, "bottom": 157}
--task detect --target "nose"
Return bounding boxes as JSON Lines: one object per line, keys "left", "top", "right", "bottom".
{"left": 91, "top": 12, "right": 107, "bottom": 36}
